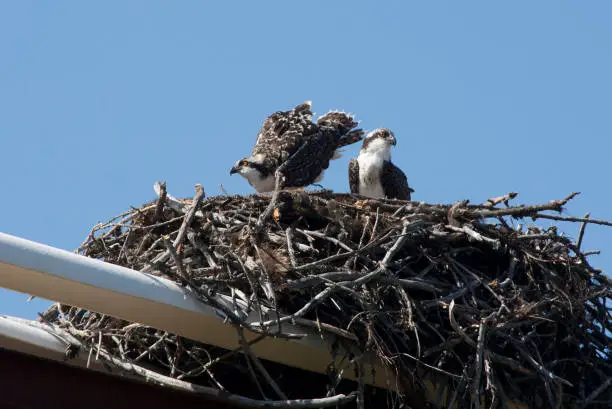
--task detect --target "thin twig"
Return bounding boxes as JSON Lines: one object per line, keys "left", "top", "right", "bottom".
{"left": 237, "top": 327, "right": 288, "bottom": 400}
{"left": 534, "top": 212, "right": 612, "bottom": 227}
{"left": 581, "top": 376, "right": 612, "bottom": 409}
{"left": 285, "top": 227, "right": 298, "bottom": 268}
{"left": 576, "top": 212, "right": 590, "bottom": 250}
{"left": 473, "top": 320, "right": 487, "bottom": 409}
{"left": 465, "top": 192, "right": 579, "bottom": 219}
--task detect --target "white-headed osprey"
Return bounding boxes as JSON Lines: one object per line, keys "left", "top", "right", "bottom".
{"left": 348, "top": 128, "right": 414, "bottom": 200}
{"left": 230, "top": 101, "right": 364, "bottom": 192}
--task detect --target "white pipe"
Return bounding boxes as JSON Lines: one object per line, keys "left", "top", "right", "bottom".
{"left": 0, "top": 232, "right": 391, "bottom": 389}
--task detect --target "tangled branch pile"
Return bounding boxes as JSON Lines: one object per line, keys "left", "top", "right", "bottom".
{"left": 39, "top": 184, "right": 611, "bottom": 409}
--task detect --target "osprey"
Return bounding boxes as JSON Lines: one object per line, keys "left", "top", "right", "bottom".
{"left": 348, "top": 128, "right": 413, "bottom": 200}
{"left": 230, "top": 101, "right": 364, "bottom": 192}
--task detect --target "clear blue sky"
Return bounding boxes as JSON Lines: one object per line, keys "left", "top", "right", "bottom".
{"left": 1, "top": 2, "right": 611, "bottom": 319}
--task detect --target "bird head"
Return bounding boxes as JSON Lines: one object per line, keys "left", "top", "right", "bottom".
{"left": 363, "top": 128, "right": 397, "bottom": 147}
{"left": 359, "top": 128, "right": 397, "bottom": 161}
{"left": 361, "top": 128, "right": 397, "bottom": 156}
{"left": 230, "top": 155, "right": 267, "bottom": 177}
{"left": 231, "top": 158, "right": 252, "bottom": 175}
{"left": 230, "top": 155, "right": 275, "bottom": 192}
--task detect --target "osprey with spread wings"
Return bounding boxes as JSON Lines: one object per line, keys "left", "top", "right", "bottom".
{"left": 230, "top": 101, "right": 364, "bottom": 192}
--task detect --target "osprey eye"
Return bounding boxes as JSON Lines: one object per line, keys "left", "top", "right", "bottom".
{"left": 241, "top": 161, "right": 248, "bottom": 167}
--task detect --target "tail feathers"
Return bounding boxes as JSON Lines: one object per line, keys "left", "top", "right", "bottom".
{"left": 317, "top": 111, "right": 358, "bottom": 131}
{"left": 338, "top": 129, "right": 365, "bottom": 147}
{"left": 317, "top": 111, "right": 364, "bottom": 147}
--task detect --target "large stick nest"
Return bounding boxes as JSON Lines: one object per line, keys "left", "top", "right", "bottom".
{"left": 40, "top": 184, "right": 611, "bottom": 409}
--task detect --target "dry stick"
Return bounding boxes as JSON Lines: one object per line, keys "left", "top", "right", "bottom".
{"left": 94, "top": 344, "right": 358, "bottom": 408}
{"left": 252, "top": 243, "right": 282, "bottom": 334}
{"left": 350, "top": 214, "right": 371, "bottom": 270}
{"left": 446, "top": 225, "right": 500, "bottom": 249}
{"left": 142, "top": 185, "right": 205, "bottom": 273}
{"left": 237, "top": 327, "right": 289, "bottom": 401}
{"left": 381, "top": 222, "right": 410, "bottom": 267}
{"left": 448, "top": 300, "right": 476, "bottom": 347}
{"left": 158, "top": 243, "right": 287, "bottom": 345}
{"left": 133, "top": 332, "right": 168, "bottom": 362}
{"left": 76, "top": 225, "right": 99, "bottom": 254}
{"left": 95, "top": 331, "right": 102, "bottom": 360}
{"left": 219, "top": 183, "right": 229, "bottom": 196}
{"left": 449, "top": 301, "right": 530, "bottom": 376}
{"left": 370, "top": 206, "right": 381, "bottom": 243}
{"left": 187, "top": 231, "right": 218, "bottom": 267}
{"left": 256, "top": 167, "right": 286, "bottom": 233}
{"left": 292, "top": 317, "right": 358, "bottom": 342}
{"left": 464, "top": 192, "right": 580, "bottom": 219}
{"left": 396, "top": 283, "right": 421, "bottom": 357}
{"left": 534, "top": 212, "right": 612, "bottom": 227}
{"left": 166, "top": 341, "right": 180, "bottom": 378}
{"left": 139, "top": 235, "right": 166, "bottom": 260}
{"left": 116, "top": 229, "right": 132, "bottom": 262}
{"left": 395, "top": 278, "right": 440, "bottom": 293}
{"left": 482, "top": 357, "right": 496, "bottom": 408}
{"left": 576, "top": 212, "right": 590, "bottom": 251}
{"left": 285, "top": 227, "right": 298, "bottom": 268}
{"left": 195, "top": 334, "right": 268, "bottom": 377}
{"left": 154, "top": 181, "right": 167, "bottom": 221}
{"left": 297, "top": 229, "right": 354, "bottom": 252}
{"left": 232, "top": 252, "right": 265, "bottom": 326}
{"left": 357, "top": 214, "right": 370, "bottom": 250}
{"left": 162, "top": 236, "right": 187, "bottom": 281}
{"left": 269, "top": 232, "right": 314, "bottom": 253}
{"left": 173, "top": 184, "right": 206, "bottom": 248}
{"left": 111, "top": 335, "right": 126, "bottom": 360}
{"left": 452, "top": 260, "right": 504, "bottom": 305}
{"left": 472, "top": 321, "right": 487, "bottom": 409}
{"left": 236, "top": 328, "right": 268, "bottom": 400}
{"left": 581, "top": 376, "right": 612, "bottom": 409}
{"left": 484, "top": 192, "right": 518, "bottom": 208}
{"left": 255, "top": 225, "right": 419, "bottom": 329}
{"left": 252, "top": 227, "right": 414, "bottom": 329}
{"left": 287, "top": 271, "right": 440, "bottom": 292}
{"left": 394, "top": 351, "right": 462, "bottom": 379}
{"left": 292, "top": 228, "right": 395, "bottom": 272}
{"left": 508, "top": 338, "right": 573, "bottom": 387}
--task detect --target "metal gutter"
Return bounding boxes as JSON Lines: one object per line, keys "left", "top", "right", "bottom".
{"left": 0, "top": 232, "right": 393, "bottom": 389}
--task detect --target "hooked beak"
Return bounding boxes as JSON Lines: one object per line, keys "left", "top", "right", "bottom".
{"left": 389, "top": 135, "right": 397, "bottom": 146}
{"left": 230, "top": 165, "right": 239, "bottom": 175}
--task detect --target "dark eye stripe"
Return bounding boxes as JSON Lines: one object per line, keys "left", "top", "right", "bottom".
{"left": 249, "top": 162, "right": 270, "bottom": 176}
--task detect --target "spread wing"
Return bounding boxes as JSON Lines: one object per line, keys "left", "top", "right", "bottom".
{"left": 348, "top": 158, "right": 360, "bottom": 194}
{"left": 253, "top": 104, "right": 316, "bottom": 162}
{"left": 381, "top": 161, "right": 413, "bottom": 200}
{"left": 280, "top": 129, "right": 341, "bottom": 188}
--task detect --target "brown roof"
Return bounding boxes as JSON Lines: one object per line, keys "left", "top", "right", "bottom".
{"left": 0, "top": 348, "right": 238, "bottom": 409}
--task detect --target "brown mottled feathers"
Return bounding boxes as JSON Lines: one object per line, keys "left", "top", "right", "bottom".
{"left": 348, "top": 158, "right": 360, "bottom": 194}
{"left": 251, "top": 102, "right": 364, "bottom": 188}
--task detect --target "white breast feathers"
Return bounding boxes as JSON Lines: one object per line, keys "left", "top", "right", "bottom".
{"left": 357, "top": 138, "right": 391, "bottom": 199}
